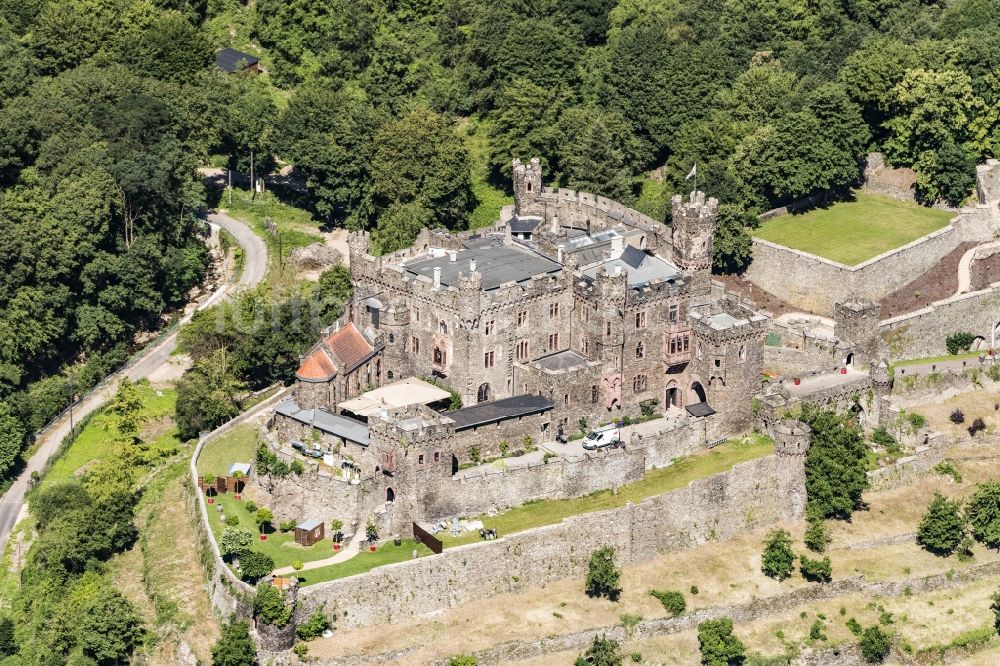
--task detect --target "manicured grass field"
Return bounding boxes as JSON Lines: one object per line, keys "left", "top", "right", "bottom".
{"left": 753, "top": 192, "right": 953, "bottom": 266}
{"left": 439, "top": 434, "right": 775, "bottom": 547}
{"left": 295, "top": 539, "right": 433, "bottom": 586}
{"left": 203, "top": 492, "right": 334, "bottom": 567}
{"left": 41, "top": 382, "right": 180, "bottom": 489}
{"left": 891, "top": 350, "right": 986, "bottom": 369}
{"left": 196, "top": 424, "right": 259, "bottom": 478}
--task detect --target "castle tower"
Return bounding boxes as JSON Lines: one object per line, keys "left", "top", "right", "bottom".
{"left": 670, "top": 191, "right": 718, "bottom": 273}
{"left": 772, "top": 419, "right": 811, "bottom": 457}
{"left": 512, "top": 157, "right": 545, "bottom": 218}
{"left": 834, "top": 299, "right": 882, "bottom": 366}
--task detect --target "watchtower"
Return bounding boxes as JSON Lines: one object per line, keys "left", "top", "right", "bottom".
{"left": 670, "top": 191, "right": 717, "bottom": 272}
{"left": 772, "top": 419, "right": 811, "bottom": 457}
{"left": 834, "top": 299, "right": 881, "bottom": 366}
{"left": 512, "top": 157, "right": 545, "bottom": 218}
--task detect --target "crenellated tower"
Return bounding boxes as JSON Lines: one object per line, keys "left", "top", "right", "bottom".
{"left": 512, "top": 157, "right": 545, "bottom": 218}
{"left": 671, "top": 191, "right": 718, "bottom": 272}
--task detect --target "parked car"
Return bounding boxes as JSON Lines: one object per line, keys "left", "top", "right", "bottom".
{"left": 582, "top": 427, "right": 621, "bottom": 450}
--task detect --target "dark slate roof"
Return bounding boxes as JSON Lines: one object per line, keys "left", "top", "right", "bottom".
{"left": 621, "top": 245, "right": 647, "bottom": 269}
{"left": 274, "top": 401, "right": 371, "bottom": 445}
{"left": 405, "top": 243, "right": 562, "bottom": 290}
{"left": 448, "top": 394, "right": 554, "bottom": 430}
{"left": 533, "top": 350, "right": 589, "bottom": 372}
{"left": 686, "top": 402, "right": 716, "bottom": 417}
{"left": 216, "top": 48, "right": 260, "bottom": 73}
{"left": 509, "top": 216, "right": 542, "bottom": 233}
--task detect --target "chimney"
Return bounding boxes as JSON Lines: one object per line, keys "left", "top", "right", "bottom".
{"left": 469, "top": 258, "right": 477, "bottom": 272}
{"left": 557, "top": 244, "right": 565, "bottom": 263}
{"left": 611, "top": 236, "right": 623, "bottom": 255}
{"left": 614, "top": 265, "right": 622, "bottom": 277}
{"left": 448, "top": 250, "right": 458, "bottom": 262}
{"left": 433, "top": 266, "right": 441, "bottom": 288}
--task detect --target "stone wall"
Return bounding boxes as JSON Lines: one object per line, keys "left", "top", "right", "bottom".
{"left": 295, "top": 452, "right": 806, "bottom": 630}
{"left": 863, "top": 152, "right": 917, "bottom": 202}
{"left": 427, "top": 446, "right": 645, "bottom": 520}
{"left": 969, "top": 244, "right": 1000, "bottom": 291}
{"left": 746, "top": 206, "right": 994, "bottom": 314}
{"left": 879, "top": 284, "right": 1000, "bottom": 359}
{"left": 632, "top": 412, "right": 718, "bottom": 469}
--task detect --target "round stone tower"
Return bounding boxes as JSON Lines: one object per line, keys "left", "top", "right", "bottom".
{"left": 512, "top": 157, "right": 545, "bottom": 218}
{"left": 772, "top": 419, "right": 811, "bottom": 457}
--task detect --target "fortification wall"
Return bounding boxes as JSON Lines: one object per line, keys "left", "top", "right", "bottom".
{"left": 746, "top": 207, "right": 992, "bottom": 314}
{"left": 426, "top": 447, "right": 645, "bottom": 520}
{"left": 880, "top": 285, "right": 1000, "bottom": 360}
{"left": 295, "top": 452, "right": 806, "bottom": 630}
{"left": 632, "top": 412, "right": 717, "bottom": 469}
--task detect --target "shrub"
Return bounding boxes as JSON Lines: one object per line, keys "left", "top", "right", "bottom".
{"left": 245, "top": 501, "right": 257, "bottom": 513}
{"left": 801, "top": 407, "right": 868, "bottom": 519}
{"left": 697, "top": 618, "right": 745, "bottom": 666}
{"left": 916, "top": 493, "right": 965, "bottom": 556}
{"left": 991, "top": 591, "right": 1000, "bottom": 633}
{"left": 448, "top": 657, "right": 478, "bottom": 666}
{"left": 968, "top": 417, "right": 986, "bottom": 437}
{"left": 649, "top": 589, "right": 686, "bottom": 616}
{"left": 690, "top": 585, "right": 699, "bottom": 595}
{"left": 365, "top": 517, "right": 379, "bottom": 543}
{"left": 296, "top": 607, "right": 330, "bottom": 640}
{"left": 279, "top": 519, "right": 296, "bottom": 533}
{"left": 255, "top": 508, "right": 274, "bottom": 531}
{"left": 292, "top": 560, "right": 303, "bottom": 571}
{"left": 290, "top": 459, "right": 306, "bottom": 475}
{"left": 933, "top": 461, "right": 963, "bottom": 483}
{"left": 220, "top": 527, "right": 255, "bottom": 557}
{"left": 870, "top": 427, "right": 895, "bottom": 447}
{"left": 946, "top": 332, "right": 975, "bottom": 355}
{"left": 950, "top": 409, "right": 965, "bottom": 424}
{"left": 989, "top": 365, "right": 1000, "bottom": 382}
{"left": 906, "top": 412, "right": 926, "bottom": 429}
{"left": 620, "top": 613, "right": 642, "bottom": 637}
{"left": 585, "top": 547, "right": 621, "bottom": 601}
{"left": 804, "top": 515, "right": 831, "bottom": 553}
{"left": 574, "top": 634, "right": 622, "bottom": 666}
{"left": 761, "top": 528, "right": 796, "bottom": 581}
{"left": 253, "top": 583, "right": 292, "bottom": 627}
{"left": 225, "top": 514, "right": 240, "bottom": 526}
{"left": 859, "top": 625, "right": 891, "bottom": 663}
{"left": 809, "top": 619, "right": 826, "bottom": 641}
{"left": 293, "top": 642, "right": 309, "bottom": 659}
{"left": 469, "top": 446, "right": 481, "bottom": 464}
{"left": 800, "top": 555, "right": 832, "bottom": 583}
{"left": 966, "top": 481, "right": 1000, "bottom": 548}
{"left": 239, "top": 551, "right": 274, "bottom": 582}
{"left": 846, "top": 618, "right": 863, "bottom": 636}
{"left": 639, "top": 398, "right": 659, "bottom": 419}
{"left": 211, "top": 620, "right": 257, "bottom": 666}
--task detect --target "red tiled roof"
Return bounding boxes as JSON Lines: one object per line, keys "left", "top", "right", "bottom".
{"left": 296, "top": 347, "right": 337, "bottom": 382}
{"left": 325, "top": 322, "right": 374, "bottom": 371}
{"left": 295, "top": 322, "right": 374, "bottom": 382}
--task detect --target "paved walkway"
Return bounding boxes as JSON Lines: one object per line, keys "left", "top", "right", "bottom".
{"left": 781, "top": 367, "right": 868, "bottom": 397}
{"left": 0, "top": 212, "right": 267, "bottom": 551}
{"left": 272, "top": 529, "right": 367, "bottom": 576}
{"left": 956, "top": 239, "right": 1000, "bottom": 295}
{"left": 893, "top": 354, "right": 996, "bottom": 378}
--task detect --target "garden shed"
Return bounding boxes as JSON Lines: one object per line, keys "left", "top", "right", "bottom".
{"left": 295, "top": 518, "right": 325, "bottom": 546}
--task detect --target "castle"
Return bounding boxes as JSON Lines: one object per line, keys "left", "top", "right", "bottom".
{"left": 268, "top": 158, "right": 770, "bottom": 536}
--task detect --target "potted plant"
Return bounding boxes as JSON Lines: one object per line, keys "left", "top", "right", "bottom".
{"left": 203, "top": 475, "right": 216, "bottom": 503}
{"left": 232, "top": 470, "right": 244, "bottom": 500}
{"left": 331, "top": 519, "right": 344, "bottom": 551}
{"left": 366, "top": 518, "right": 378, "bottom": 552}
{"left": 256, "top": 508, "right": 273, "bottom": 541}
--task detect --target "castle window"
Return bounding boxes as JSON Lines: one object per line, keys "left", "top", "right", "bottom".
{"left": 413, "top": 307, "right": 420, "bottom": 322}
{"left": 485, "top": 320, "right": 494, "bottom": 335}
{"left": 635, "top": 311, "right": 647, "bottom": 329}
{"left": 418, "top": 454, "right": 424, "bottom": 465}
{"left": 564, "top": 393, "right": 570, "bottom": 407}
{"left": 696, "top": 342, "right": 703, "bottom": 358}
{"left": 477, "top": 383, "right": 491, "bottom": 403}
{"left": 411, "top": 337, "right": 420, "bottom": 353}
{"left": 434, "top": 451, "right": 440, "bottom": 462}
{"left": 714, "top": 358, "right": 721, "bottom": 368}
{"left": 739, "top": 344, "right": 747, "bottom": 362}
{"left": 439, "top": 320, "right": 448, "bottom": 334}
{"left": 581, "top": 306, "right": 589, "bottom": 323}
{"left": 549, "top": 303, "right": 559, "bottom": 318}
{"left": 636, "top": 341, "right": 645, "bottom": 359}
{"left": 668, "top": 304, "right": 678, "bottom": 324}
{"left": 633, "top": 374, "right": 648, "bottom": 392}
{"left": 581, "top": 336, "right": 589, "bottom": 356}
{"left": 605, "top": 321, "right": 612, "bottom": 337}
{"left": 517, "top": 310, "right": 528, "bottom": 326}
{"left": 527, "top": 181, "right": 532, "bottom": 192}
{"left": 387, "top": 371, "right": 394, "bottom": 380}
{"left": 434, "top": 347, "right": 446, "bottom": 366}
{"left": 683, "top": 334, "right": 690, "bottom": 352}
{"left": 516, "top": 339, "right": 530, "bottom": 361}
{"left": 388, "top": 333, "right": 394, "bottom": 343}
{"left": 591, "top": 385, "right": 598, "bottom": 404}
{"left": 484, "top": 351, "right": 495, "bottom": 368}
{"left": 548, "top": 333, "right": 559, "bottom": 351}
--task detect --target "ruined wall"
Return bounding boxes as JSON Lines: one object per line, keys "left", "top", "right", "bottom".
{"left": 863, "top": 152, "right": 917, "bottom": 202}
{"left": 880, "top": 285, "right": 1000, "bottom": 360}
{"left": 425, "top": 447, "right": 645, "bottom": 520}
{"left": 295, "top": 452, "right": 805, "bottom": 630}
{"left": 746, "top": 207, "right": 993, "bottom": 314}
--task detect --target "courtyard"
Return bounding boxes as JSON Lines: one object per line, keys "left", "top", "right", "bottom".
{"left": 753, "top": 192, "right": 953, "bottom": 266}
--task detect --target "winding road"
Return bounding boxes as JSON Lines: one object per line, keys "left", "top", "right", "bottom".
{"left": 0, "top": 212, "right": 268, "bottom": 551}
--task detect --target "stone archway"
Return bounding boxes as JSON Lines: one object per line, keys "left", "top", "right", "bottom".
{"left": 845, "top": 352, "right": 855, "bottom": 367}
{"left": 477, "top": 383, "right": 491, "bottom": 403}
{"left": 386, "top": 487, "right": 395, "bottom": 503}
{"left": 665, "top": 380, "right": 680, "bottom": 410}
{"left": 688, "top": 381, "right": 707, "bottom": 405}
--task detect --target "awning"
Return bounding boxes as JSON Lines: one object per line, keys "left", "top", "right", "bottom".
{"left": 686, "top": 402, "right": 716, "bottom": 417}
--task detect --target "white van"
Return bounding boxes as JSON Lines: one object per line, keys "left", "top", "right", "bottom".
{"left": 582, "top": 426, "right": 621, "bottom": 451}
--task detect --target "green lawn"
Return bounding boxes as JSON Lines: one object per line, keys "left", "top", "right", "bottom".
{"left": 294, "top": 539, "right": 433, "bottom": 586}
{"left": 752, "top": 192, "right": 953, "bottom": 266}
{"left": 203, "top": 492, "right": 334, "bottom": 568}
{"left": 440, "top": 434, "right": 775, "bottom": 547}
{"left": 891, "top": 350, "right": 985, "bottom": 369}
{"left": 196, "top": 424, "right": 259, "bottom": 478}
{"left": 41, "top": 382, "right": 180, "bottom": 489}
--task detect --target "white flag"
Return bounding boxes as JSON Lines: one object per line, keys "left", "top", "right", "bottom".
{"left": 685, "top": 164, "right": 697, "bottom": 181}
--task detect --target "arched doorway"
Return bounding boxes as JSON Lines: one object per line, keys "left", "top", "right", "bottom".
{"left": 477, "top": 383, "right": 491, "bottom": 403}
{"left": 845, "top": 352, "right": 855, "bottom": 367}
{"left": 386, "top": 487, "right": 395, "bottom": 503}
{"left": 972, "top": 336, "right": 988, "bottom": 351}
{"left": 665, "top": 381, "right": 680, "bottom": 410}
{"left": 688, "top": 381, "right": 707, "bottom": 405}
